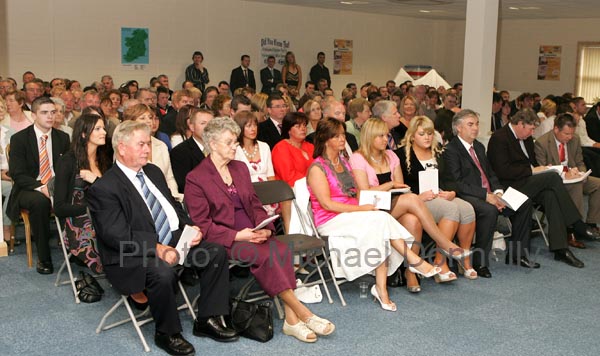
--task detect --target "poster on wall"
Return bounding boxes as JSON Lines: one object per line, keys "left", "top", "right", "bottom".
{"left": 538, "top": 45, "right": 561, "bottom": 81}
{"left": 121, "top": 27, "right": 149, "bottom": 67}
{"left": 260, "top": 37, "right": 290, "bottom": 67}
{"left": 333, "top": 39, "right": 353, "bottom": 75}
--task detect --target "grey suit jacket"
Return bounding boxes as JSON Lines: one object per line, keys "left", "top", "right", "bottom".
{"left": 534, "top": 130, "right": 587, "bottom": 172}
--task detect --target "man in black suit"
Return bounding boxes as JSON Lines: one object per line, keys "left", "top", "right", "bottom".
{"left": 170, "top": 109, "right": 213, "bottom": 193}
{"left": 260, "top": 55, "right": 282, "bottom": 94}
{"left": 8, "top": 96, "right": 70, "bottom": 274}
{"left": 584, "top": 102, "right": 600, "bottom": 142}
{"left": 487, "top": 109, "right": 600, "bottom": 268}
{"left": 309, "top": 52, "right": 331, "bottom": 88}
{"left": 491, "top": 92, "right": 504, "bottom": 132}
{"left": 229, "top": 54, "right": 256, "bottom": 94}
{"left": 257, "top": 94, "right": 287, "bottom": 150}
{"left": 88, "top": 120, "right": 237, "bottom": 355}
{"left": 159, "top": 89, "right": 194, "bottom": 137}
{"left": 434, "top": 93, "right": 459, "bottom": 143}
{"left": 442, "top": 110, "right": 535, "bottom": 278}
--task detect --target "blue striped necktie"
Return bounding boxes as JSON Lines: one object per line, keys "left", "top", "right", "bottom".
{"left": 136, "top": 172, "right": 172, "bottom": 245}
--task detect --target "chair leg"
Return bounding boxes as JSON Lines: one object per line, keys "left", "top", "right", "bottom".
{"left": 21, "top": 212, "right": 33, "bottom": 268}
{"left": 273, "top": 296, "right": 284, "bottom": 320}
{"left": 319, "top": 247, "right": 347, "bottom": 306}
{"left": 97, "top": 296, "right": 152, "bottom": 353}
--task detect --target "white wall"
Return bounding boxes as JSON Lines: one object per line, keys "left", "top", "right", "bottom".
{"left": 3, "top": 0, "right": 466, "bottom": 95}
{"left": 496, "top": 17, "right": 600, "bottom": 98}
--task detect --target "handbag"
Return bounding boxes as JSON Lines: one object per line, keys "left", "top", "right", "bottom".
{"left": 75, "top": 271, "right": 104, "bottom": 303}
{"left": 230, "top": 298, "right": 273, "bottom": 342}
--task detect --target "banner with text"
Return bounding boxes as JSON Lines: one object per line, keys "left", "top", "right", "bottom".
{"left": 260, "top": 37, "right": 290, "bottom": 67}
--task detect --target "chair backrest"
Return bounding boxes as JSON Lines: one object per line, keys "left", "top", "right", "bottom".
{"left": 289, "top": 178, "right": 319, "bottom": 237}
{"left": 252, "top": 180, "right": 295, "bottom": 205}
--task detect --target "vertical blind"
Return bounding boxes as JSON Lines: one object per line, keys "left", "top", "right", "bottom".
{"left": 577, "top": 45, "right": 600, "bottom": 104}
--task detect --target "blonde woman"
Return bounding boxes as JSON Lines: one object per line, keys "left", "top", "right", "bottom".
{"left": 250, "top": 92, "right": 268, "bottom": 122}
{"left": 350, "top": 118, "right": 472, "bottom": 292}
{"left": 281, "top": 51, "right": 302, "bottom": 93}
{"left": 397, "top": 116, "right": 477, "bottom": 280}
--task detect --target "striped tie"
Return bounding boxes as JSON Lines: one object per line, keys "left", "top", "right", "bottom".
{"left": 136, "top": 172, "right": 172, "bottom": 245}
{"left": 39, "top": 135, "right": 52, "bottom": 185}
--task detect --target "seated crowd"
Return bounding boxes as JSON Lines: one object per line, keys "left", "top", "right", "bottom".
{"left": 2, "top": 52, "right": 600, "bottom": 355}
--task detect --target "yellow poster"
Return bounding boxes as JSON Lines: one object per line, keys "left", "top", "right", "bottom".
{"left": 538, "top": 45, "right": 561, "bottom": 81}
{"left": 333, "top": 39, "right": 353, "bottom": 75}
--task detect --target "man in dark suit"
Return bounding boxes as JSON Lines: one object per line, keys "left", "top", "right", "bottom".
{"left": 229, "top": 54, "right": 256, "bottom": 94}
{"left": 8, "top": 96, "right": 70, "bottom": 274}
{"left": 170, "top": 109, "right": 213, "bottom": 193}
{"left": 534, "top": 113, "right": 600, "bottom": 242}
{"left": 260, "top": 55, "right": 282, "bottom": 94}
{"left": 372, "top": 100, "right": 403, "bottom": 150}
{"left": 584, "top": 102, "right": 600, "bottom": 142}
{"left": 491, "top": 92, "right": 504, "bottom": 132}
{"left": 309, "top": 52, "right": 331, "bottom": 88}
{"left": 434, "top": 93, "right": 459, "bottom": 143}
{"left": 487, "top": 109, "right": 600, "bottom": 268}
{"left": 442, "top": 109, "right": 535, "bottom": 278}
{"left": 257, "top": 94, "right": 287, "bottom": 150}
{"left": 88, "top": 121, "right": 237, "bottom": 355}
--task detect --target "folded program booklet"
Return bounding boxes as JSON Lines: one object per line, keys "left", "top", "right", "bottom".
{"left": 497, "top": 187, "right": 529, "bottom": 211}
{"left": 175, "top": 225, "right": 199, "bottom": 265}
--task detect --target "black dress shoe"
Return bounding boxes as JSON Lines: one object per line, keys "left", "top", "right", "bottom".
{"left": 127, "top": 295, "right": 148, "bottom": 311}
{"left": 473, "top": 265, "right": 492, "bottom": 278}
{"left": 554, "top": 249, "right": 584, "bottom": 268}
{"left": 36, "top": 261, "right": 54, "bottom": 275}
{"left": 193, "top": 316, "right": 239, "bottom": 342}
{"left": 575, "top": 227, "right": 600, "bottom": 241}
{"left": 155, "top": 332, "right": 195, "bottom": 356}
{"left": 518, "top": 257, "right": 540, "bottom": 269}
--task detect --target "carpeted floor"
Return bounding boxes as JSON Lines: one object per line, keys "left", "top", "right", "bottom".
{"left": 1, "top": 227, "right": 599, "bottom": 356}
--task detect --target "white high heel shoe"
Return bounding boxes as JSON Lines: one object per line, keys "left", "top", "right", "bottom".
{"left": 370, "top": 285, "right": 397, "bottom": 312}
{"left": 408, "top": 265, "right": 441, "bottom": 278}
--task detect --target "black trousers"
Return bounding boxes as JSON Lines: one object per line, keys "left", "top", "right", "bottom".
{"left": 461, "top": 195, "right": 532, "bottom": 267}
{"left": 17, "top": 190, "right": 52, "bottom": 263}
{"left": 516, "top": 173, "right": 581, "bottom": 251}
{"left": 136, "top": 240, "right": 229, "bottom": 335}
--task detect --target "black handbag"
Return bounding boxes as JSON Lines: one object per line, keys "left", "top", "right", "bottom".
{"left": 230, "top": 299, "right": 274, "bottom": 342}
{"left": 75, "top": 271, "right": 104, "bottom": 303}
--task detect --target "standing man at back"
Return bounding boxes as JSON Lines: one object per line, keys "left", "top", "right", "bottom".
{"left": 230, "top": 55, "right": 256, "bottom": 94}
{"left": 260, "top": 56, "right": 282, "bottom": 94}
{"left": 8, "top": 96, "right": 70, "bottom": 274}
{"left": 309, "top": 52, "right": 331, "bottom": 89}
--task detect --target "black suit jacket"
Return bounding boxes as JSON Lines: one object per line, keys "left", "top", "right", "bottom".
{"left": 7, "top": 126, "right": 70, "bottom": 220}
{"left": 260, "top": 66, "right": 282, "bottom": 94}
{"left": 487, "top": 124, "right": 537, "bottom": 189}
{"left": 169, "top": 137, "right": 205, "bottom": 193}
{"left": 87, "top": 163, "right": 192, "bottom": 293}
{"left": 229, "top": 66, "right": 256, "bottom": 94}
{"left": 257, "top": 119, "right": 282, "bottom": 150}
{"left": 159, "top": 109, "right": 177, "bottom": 137}
{"left": 442, "top": 137, "right": 503, "bottom": 201}
{"left": 584, "top": 106, "right": 600, "bottom": 142}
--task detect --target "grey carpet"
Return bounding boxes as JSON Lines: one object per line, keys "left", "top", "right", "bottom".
{"left": 1, "top": 230, "right": 599, "bottom": 356}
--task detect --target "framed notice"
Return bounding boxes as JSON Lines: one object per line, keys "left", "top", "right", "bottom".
{"left": 121, "top": 27, "right": 149, "bottom": 65}
{"left": 333, "top": 39, "right": 353, "bottom": 75}
{"left": 538, "top": 45, "right": 561, "bottom": 80}
{"left": 260, "top": 37, "right": 290, "bottom": 67}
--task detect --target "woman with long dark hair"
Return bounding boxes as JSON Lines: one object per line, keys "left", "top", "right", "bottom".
{"left": 54, "top": 114, "right": 112, "bottom": 274}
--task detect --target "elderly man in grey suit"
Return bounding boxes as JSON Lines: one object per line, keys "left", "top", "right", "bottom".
{"left": 534, "top": 113, "right": 600, "bottom": 238}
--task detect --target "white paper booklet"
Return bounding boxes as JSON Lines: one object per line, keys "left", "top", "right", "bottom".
{"left": 497, "top": 187, "right": 529, "bottom": 211}
{"left": 419, "top": 169, "right": 439, "bottom": 194}
{"left": 175, "top": 225, "right": 199, "bottom": 265}
{"left": 252, "top": 214, "right": 280, "bottom": 231}
{"left": 359, "top": 190, "right": 392, "bottom": 210}
{"left": 533, "top": 165, "right": 563, "bottom": 175}
{"left": 563, "top": 169, "right": 592, "bottom": 184}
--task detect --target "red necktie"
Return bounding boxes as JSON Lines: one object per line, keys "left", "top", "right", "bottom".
{"left": 39, "top": 135, "right": 52, "bottom": 185}
{"left": 559, "top": 143, "right": 565, "bottom": 162}
{"left": 469, "top": 146, "right": 491, "bottom": 193}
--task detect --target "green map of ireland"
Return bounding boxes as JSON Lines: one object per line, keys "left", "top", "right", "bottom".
{"left": 121, "top": 28, "right": 149, "bottom": 64}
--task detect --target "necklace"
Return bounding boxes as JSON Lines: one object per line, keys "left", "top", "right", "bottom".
{"left": 242, "top": 143, "right": 258, "bottom": 159}
{"left": 370, "top": 154, "right": 383, "bottom": 164}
